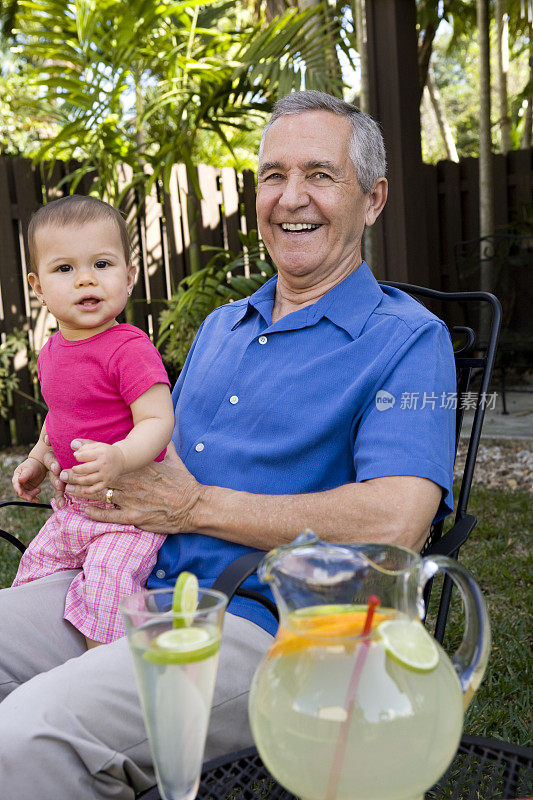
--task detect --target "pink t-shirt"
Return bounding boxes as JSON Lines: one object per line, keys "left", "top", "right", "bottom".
{"left": 38, "top": 324, "right": 171, "bottom": 470}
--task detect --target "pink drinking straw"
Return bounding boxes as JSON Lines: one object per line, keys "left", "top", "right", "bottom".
{"left": 325, "top": 595, "right": 381, "bottom": 800}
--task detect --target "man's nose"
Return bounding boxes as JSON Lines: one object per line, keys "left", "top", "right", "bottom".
{"left": 278, "top": 176, "right": 310, "bottom": 210}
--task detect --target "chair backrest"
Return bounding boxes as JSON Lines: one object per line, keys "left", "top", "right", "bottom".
{"left": 379, "top": 282, "right": 502, "bottom": 640}
{"left": 379, "top": 283, "right": 501, "bottom": 538}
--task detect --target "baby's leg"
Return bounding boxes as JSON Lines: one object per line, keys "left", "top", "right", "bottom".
{"left": 12, "top": 501, "right": 85, "bottom": 586}
{"left": 64, "top": 525, "right": 164, "bottom": 644}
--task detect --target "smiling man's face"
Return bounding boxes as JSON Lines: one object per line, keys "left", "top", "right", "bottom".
{"left": 256, "top": 110, "right": 381, "bottom": 290}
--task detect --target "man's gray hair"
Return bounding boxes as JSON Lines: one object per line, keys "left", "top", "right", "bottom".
{"left": 258, "top": 90, "right": 387, "bottom": 195}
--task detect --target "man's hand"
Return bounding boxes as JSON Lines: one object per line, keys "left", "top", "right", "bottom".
{"left": 41, "top": 442, "right": 67, "bottom": 507}
{"left": 59, "top": 442, "right": 203, "bottom": 534}
{"left": 63, "top": 440, "right": 127, "bottom": 496}
{"left": 12, "top": 457, "right": 48, "bottom": 501}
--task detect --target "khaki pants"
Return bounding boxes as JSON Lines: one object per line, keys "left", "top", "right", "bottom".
{"left": 0, "top": 570, "right": 272, "bottom": 800}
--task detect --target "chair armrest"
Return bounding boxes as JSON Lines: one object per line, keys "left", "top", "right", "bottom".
{"left": 0, "top": 500, "right": 52, "bottom": 511}
{"left": 424, "top": 514, "right": 477, "bottom": 558}
{"left": 210, "top": 551, "right": 265, "bottom": 598}
{"left": 210, "top": 551, "right": 278, "bottom": 621}
{"left": 0, "top": 528, "right": 28, "bottom": 554}
{"left": 0, "top": 500, "right": 52, "bottom": 555}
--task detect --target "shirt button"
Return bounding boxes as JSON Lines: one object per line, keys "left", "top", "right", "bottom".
{"left": 155, "top": 569, "right": 166, "bottom": 579}
{"left": 229, "top": 395, "right": 239, "bottom": 405}
{"left": 258, "top": 335, "right": 268, "bottom": 345}
{"left": 195, "top": 442, "right": 205, "bottom": 452}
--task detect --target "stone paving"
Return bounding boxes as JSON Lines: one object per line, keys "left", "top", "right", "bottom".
{"left": 454, "top": 440, "right": 532, "bottom": 492}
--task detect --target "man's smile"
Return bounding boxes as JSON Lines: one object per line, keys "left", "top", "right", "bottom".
{"left": 279, "top": 223, "right": 322, "bottom": 232}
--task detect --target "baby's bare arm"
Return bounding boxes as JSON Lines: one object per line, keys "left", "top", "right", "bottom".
{"left": 12, "top": 421, "right": 50, "bottom": 500}
{"left": 114, "top": 383, "right": 174, "bottom": 472}
{"left": 67, "top": 384, "right": 174, "bottom": 493}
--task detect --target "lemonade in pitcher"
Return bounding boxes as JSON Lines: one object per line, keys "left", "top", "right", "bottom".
{"left": 248, "top": 533, "right": 491, "bottom": 800}
{"left": 249, "top": 604, "right": 463, "bottom": 800}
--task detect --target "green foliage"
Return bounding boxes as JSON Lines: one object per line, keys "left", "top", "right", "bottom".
{"left": 9, "top": 0, "right": 337, "bottom": 201}
{"left": 421, "top": 18, "right": 532, "bottom": 162}
{"left": 0, "top": 333, "right": 22, "bottom": 419}
{"left": 157, "top": 230, "right": 275, "bottom": 375}
{"left": 0, "top": 45, "right": 59, "bottom": 155}
{"left": 0, "top": 329, "right": 41, "bottom": 420}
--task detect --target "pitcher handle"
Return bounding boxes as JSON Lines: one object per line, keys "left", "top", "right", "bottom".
{"left": 420, "top": 555, "right": 491, "bottom": 703}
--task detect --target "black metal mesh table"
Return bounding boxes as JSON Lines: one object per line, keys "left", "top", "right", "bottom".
{"left": 139, "top": 736, "right": 533, "bottom": 800}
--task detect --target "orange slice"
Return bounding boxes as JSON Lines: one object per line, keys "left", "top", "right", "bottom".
{"left": 269, "top": 605, "right": 393, "bottom": 658}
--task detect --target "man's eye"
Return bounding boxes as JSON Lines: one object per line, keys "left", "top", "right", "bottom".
{"left": 94, "top": 260, "right": 109, "bottom": 269}
{"left": 263, "top": 173, "right": 284, "bottom": 181}
{"left": 312, "top": 172, "right": 331, "bottom": 180}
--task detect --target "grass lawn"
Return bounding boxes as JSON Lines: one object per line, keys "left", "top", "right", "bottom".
{"left": 0, "top": 455, "right": 531, "bottom": 748}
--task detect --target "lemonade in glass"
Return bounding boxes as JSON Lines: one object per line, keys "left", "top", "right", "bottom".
{"left": 121, "top": 578, "right": 227, "bottom": 800}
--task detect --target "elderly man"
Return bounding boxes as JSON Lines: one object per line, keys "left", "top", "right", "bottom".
{"left": 0, "top": 90, "right": 455, "bottom": 799}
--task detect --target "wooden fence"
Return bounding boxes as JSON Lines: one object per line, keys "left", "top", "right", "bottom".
{"left": 0, "top": 157, "right": 258, "bottom": 446}
{"left": 0, "top": 149, "right": 531, "bottom": 446}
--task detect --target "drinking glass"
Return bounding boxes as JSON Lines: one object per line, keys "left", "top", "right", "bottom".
{"left": 121, "top": 587, "right": 227, "bottom": 800}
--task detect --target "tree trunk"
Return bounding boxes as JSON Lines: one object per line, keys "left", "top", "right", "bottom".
{"left": 354, "top": 0, "right": 375, "bottom": 269}
{"left": 496, "top": 0, "right": 512, "bottom": 154}
{"left": 426, "top": 68, "right": 459, "bottom": 162}
{"left": 353, "top": 0, "right": 369, "bottom": 112}
{"left": 477, "top": 0, "right": 494, "bottom": 339}
{"left": 521, "top": 33, "right": 533, "bottom": 149}
{"left": 417, "top": 21, "right": 437, "bottom": 105}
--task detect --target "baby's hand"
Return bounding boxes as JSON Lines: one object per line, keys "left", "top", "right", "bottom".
{"left": 12, "top": 457, "right": 48, "bottom": 501}
{"left": 67, "top": 440, "right": 127, "bottom": 495}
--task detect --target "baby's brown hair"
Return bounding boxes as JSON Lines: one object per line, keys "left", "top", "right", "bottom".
{"left": 28, "top": 195, "right": 130, "bottom": 271}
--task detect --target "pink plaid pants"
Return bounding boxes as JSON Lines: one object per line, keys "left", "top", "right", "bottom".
{"left": 12, "top": 495, "right": 165, "bottom": 643}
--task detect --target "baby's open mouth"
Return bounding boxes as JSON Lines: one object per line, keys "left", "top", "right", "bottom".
{"left": 280, "top": 223, "right": 321, "bottom": 232}
{"left": 78, "top": 297, "right": 101, "bottom": 306}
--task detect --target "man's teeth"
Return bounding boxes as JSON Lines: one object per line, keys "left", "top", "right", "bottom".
{"left": 281, "top": 223, "right": 320, "bottom": 232}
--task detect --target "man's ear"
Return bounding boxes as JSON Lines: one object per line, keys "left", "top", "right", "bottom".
{"left": 28, "top": 272, "right": 45, "bottom": 305}
{"left": 365, "top": 178, "right": 388, "bottom": 227}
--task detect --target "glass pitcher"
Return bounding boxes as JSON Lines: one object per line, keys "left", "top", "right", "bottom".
{"left": 248, "top": 531, "right": 490, "bottom": 800}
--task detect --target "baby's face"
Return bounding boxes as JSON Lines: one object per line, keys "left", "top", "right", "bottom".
{"left": 28, "top": 218, "right": 135, "bottom": 341}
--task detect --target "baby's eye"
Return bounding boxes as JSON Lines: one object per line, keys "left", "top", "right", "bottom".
{"left": 56, "top": 264, "right": 71, "bottom": 273}
{"left": 94, "top": 260, "right": 109, "bottom": 269}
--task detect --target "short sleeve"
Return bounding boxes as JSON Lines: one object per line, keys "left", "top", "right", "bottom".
{"left": 109, "top": 334, "right": 170, "bottom": 406}
{"left": 353, "top": 321, "right": 456, "bottom": 521}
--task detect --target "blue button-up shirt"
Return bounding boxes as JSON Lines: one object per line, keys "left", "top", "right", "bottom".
{"left": 147, "top": 263, "right": 456, "bottom": 634}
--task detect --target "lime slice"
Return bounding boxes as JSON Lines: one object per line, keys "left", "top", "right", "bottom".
{"left": 172, "top": 571, "right": 199, "bottom": 628}
{"left": 377, "top": 619, "right": 439, "bottom": 672}
{"left": 143, "top": 626, "right": 220, "bottom": 665}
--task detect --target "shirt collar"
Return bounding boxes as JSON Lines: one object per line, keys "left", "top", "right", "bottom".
{"left": 231, "top": 262, "right": 384, "bottom": 339}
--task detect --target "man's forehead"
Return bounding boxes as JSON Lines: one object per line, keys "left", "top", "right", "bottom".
{"left": 260, "top": 110, "right": 352, "bottom": 164}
